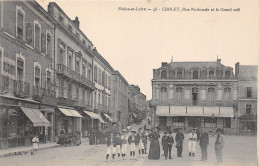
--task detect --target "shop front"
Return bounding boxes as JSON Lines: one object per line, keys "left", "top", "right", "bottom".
{"left": 83, "top": 111, "right": 105, "bottom": 130}
{"left": 156, "top": 106, "right": 236, "bottom": 134}
{"left": 0, "top": 106, "right": 51, "bottom": 149}
{"left": 56, "top": 107, "right": 83, "bottom": 138}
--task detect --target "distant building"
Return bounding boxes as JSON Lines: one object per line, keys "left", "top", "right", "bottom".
{"left": 111, "top": 71, "right": 128, "bottom": 128}
{"left": 128, "top": 85, "right": 147, "bottom": 124}
{"left": 235, "top": 63, "right": 257, "bottom": 135}
{"left": 151, "top": 59, "right": 239, "bottom": 134}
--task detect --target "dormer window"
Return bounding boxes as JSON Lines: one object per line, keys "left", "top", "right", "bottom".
{"left": 225, "top": 71, "right": 231, "bottom": 79}
{"left": 209, "top": 71, "right": 214, "bottom": 79}
{"left": 177, "top": 70, "right": 182, "bottom": 79}
{"left": 68, "top": 24, "right": 72, "bottom": 32}
{"left": 59, "top": 14, "right": 63, "bottom": 22}
{"left": 193, "top": 71, "right": 198, "bottom": 79}
{"left": 161, "top": 70, "right": 167, "bottom": 79}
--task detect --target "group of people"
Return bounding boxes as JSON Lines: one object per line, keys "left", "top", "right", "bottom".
{"left": 105, "top": 126, "right": 225, "bottom": 164}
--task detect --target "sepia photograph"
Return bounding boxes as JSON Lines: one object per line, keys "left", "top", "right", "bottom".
{"left": 0, "top": 0, "right": 259, "bottom": 166}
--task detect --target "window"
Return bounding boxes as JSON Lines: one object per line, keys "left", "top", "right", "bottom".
{"left": 88, "top": 67, "right": 92, "bottom": 80}
{"left": 172, "top": 117, "right": 185, "bottom": 127}
{"left": 208, "top": 88, "right": 214, "bottom": 93}
{"left": 83, "top": 40, "right": 86, "bottom": 45}
{"left": 102, "top": 71, "right": 105, "bottom": 86}
{"left": 34, "top": 24, "right": 40, "bottom": 50}
{"left": 246, "top": 104, "right": 252, "bottom": 114}
{"left": 161, "top": 70, "right": 167, "bottom": 79}
{"left": 76, "top": 87, "right": 79, "bottom": 101}
{"left": 98, "top": 69, "right": 101, "bottom": 84}
{"left": 200, "top": 70, "right": 207, "bottom": 79}
{"left": 225, "top": 71, "right": 231, "bottom": 79}
{"left": 177, "top": 70, "right": 182, "bottom": 79}
{"left": 0, "top": 49, "right": 2, "bottom": 74}
{"left": 208, "top": 88, "right": 215, "bottom": 105}
{"left": 223, "top": 118, "right": 231, "bottom": 128}
{"left": 67, "top": 83, "right": 72, "bottom": 99}
{"left": 46, "top": 71, "right": 51, "bottom": 89}
{"left": 46, "top": 34, "right": 51, "bottom": 57}
{"left": 58, "top": 41, "right": 65, "bottom": 64}
{"left": 161, "top": 87, "right": 167, "bottom": 93}
{"left": 193, "top": 71, "right": 198, "bottom": 79}
{"left": 176, "top": 87, "right": 182, "bottom": 104}
{"left": 224, "top": 87, "right": 231, "bottom": 92}
{"left": 59, "top": 14, "right": 63, "bottom": 22}
{"left": 216, "top": 70, "right": 223, "bottom": 79}
{"left": 169, "top": 70, "right": 174, "bottom": 79}
{"left": 224, "top": 87, "right": 231, "bottom": 106}
{"left": 59, "top": 79, "right": 64, "bottom": 97}
{"left": 82, "top": 62, "right": 86, "bottom": 77}
{"left": 246, "top": 87, "right": 252, "bottom": 98}
{"left": 204, "top": 117, "right": 217, "bottom": 128}
{"left": 94, "top": 66, "right": 97, "bottom": 82}
{"left": 68, "top": 25, "right": 72, "bottom": 32}
{"left": 17, "top": 11, "right": 24, "bottom": 40}
{"left": 209, "top": 71, "right": 214, "bottom": 79}
{"left": 34, "top": 66, "right": 40, "bottom": 87}
{"left": 17, "top": 59, "right": 24, "bottom": 81}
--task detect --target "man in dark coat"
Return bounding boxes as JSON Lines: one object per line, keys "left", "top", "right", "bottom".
{"left": 199, "top": 128, "right": 209, "bottom": 161}
{"left": 161, "top": 131, "right": 169, "bottom": 160}
{"left": 168, "top": 131, "right": 174, "bottom": 159}
{"left": 175, "top": 128, "right": 184, "bottom": 157}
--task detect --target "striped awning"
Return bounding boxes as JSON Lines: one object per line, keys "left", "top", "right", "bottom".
{"left": 84, "top": 111, "right": 105, "bottom": 123}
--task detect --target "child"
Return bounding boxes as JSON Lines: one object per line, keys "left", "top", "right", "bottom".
{"left": 32, "top": 135, "right": 39, "bottom": 154}
{"left": 168, "top": 131, "right": 174, "bottom": 159}
{"left": 106, "top": 132, "right": 114, "bottom": 162}
{"left": 161, "top": 131, "right": 169, "bottom": 160}
{"left": 114, "top": 133, "right": 122, "bottom": 161}
{"left": 121, "top": 129, "right": 128, "bottom": 160}
{"left": 128, "top": 130, "right": 137, "bottom": 160}
{"left": 188, "top": 128, "right": 197, "bottom": 160}
{"left": 137, "top": 128, "right": 144, "bottom": 158}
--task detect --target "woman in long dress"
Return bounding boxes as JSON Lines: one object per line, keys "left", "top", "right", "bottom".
{"left": 148, "top": 128, "right": 160, "bottom": 159}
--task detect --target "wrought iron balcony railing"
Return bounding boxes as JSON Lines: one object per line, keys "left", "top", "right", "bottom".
{"left": 14, "top": 80, "right": 30, "bottom": 98}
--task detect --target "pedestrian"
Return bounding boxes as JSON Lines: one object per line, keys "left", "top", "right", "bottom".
{"left": 114, "top": 133, "right": 122, "bottom": 161}
{"left": 105, "top": 132, "right": 114, "bottom": 162}
{"left": 142, "top": 129, "right": 148, "bottom": 154}
{"left": 128, "top": 130, "right": 137, "bottom": 160}
{"left": 137, "top": 128, "right": 144, "bottom": 158}
{"left": 215, "top": 128, "right": 224, "bottom": 164}
{"left": 188, "top": 128, "right": 197, "bottom": 160}
{"left": 32, "top": 134, "right": 39, "bottom": 155}
{"left": 148, "top": 127, "right": 160, "bottom": 160}
{"left": 168, "top": 131, "right": 174, "bottom": 159}
{"left": 162, "top": 131, "right": 169, "bottom": 160}
{"left": 121, "top": 129, "right": 128, "bottom": 160}
{"left": 89, "top": 127, "right": 95, "bottom": 145}
{"left": 175, "top": 128, "right": 184, "bottom": 157}
{"left": 199, "top": 128, "right": 209, "bottom": 161}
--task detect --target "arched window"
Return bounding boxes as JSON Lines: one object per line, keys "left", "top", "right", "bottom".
{"left": 161, "top": 70, "right": 167, "bottom": 79}
{"left": 169, "top": 70, "right": 174, "bottom": 79}
{"left": 177, "top": 70, "right": 182, "bottom": 79}
{"left": 209, "top": 71, "right": 214, "bottom": 79}
{"left": 225, "top": 71, "right": 231, "bottom": 79}
{"left": 193, "top": 71, "right": 198, "bottom": 79}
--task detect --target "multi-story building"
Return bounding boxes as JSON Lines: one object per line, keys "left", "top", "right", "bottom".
{"left": 48, "top": 2, "right": 96, "bottom": 137}
{"left": 0, "top": 1, "right": 56, "bottom": 149}
{"left": 152, "top": 59, "right": 238, "bottom": 134}
{"left": 128, "top": 85, "right": 147, "bottom": 124}
{"left": 111, "top": 71, "right": 128, "bottom": 128}
{"left": 235, "top": 63, "right": 258, "bottom": 135}
{"left": 92, "top": 48, "right": 113, "bottom": 129}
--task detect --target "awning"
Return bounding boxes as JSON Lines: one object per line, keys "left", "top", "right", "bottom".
{"left": 170, "top": 106, "right": 186, "bottom": 116}
{"left": 84, "top": 111, "right": 105, "bottom": 123}
{"left": 187, "top": 106, "right": 203, "bottom": 116}
{"left": 219, "top": 107, "right": 234, "bottom": 117}
{"left": 104, "top": 114, "right": 112, "bottom": 121}
{"left": 133, "top": 114, "right": 137, "bottom": 118}
{"left": 156, "top": 106, "right": 170, "bottom": 116}
{"left": 20, "top": 107, "right": 51, "bottom": 127}
{"left": 204, "top": 107, "right": 220, "bottom": 117}
{"left": 58, "top": 107, "right": 82, "bottom": 117}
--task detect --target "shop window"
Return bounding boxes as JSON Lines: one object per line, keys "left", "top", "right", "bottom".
{"left": 225, "top": 71, "right": 231, "bottom": 79}
{"left": 246, "top": 87, "right": 252, "bottom": 98}
{"left": 159, "top": 117, "right": 167, "bottom": 126}
{"left": 17, "top": 9, "right": 24, "bottom": 40}
{"left": 246, "top": 104, "right": 252, "bottom": 114}
{"left": 161, "top": 70, "right": 167, "bottom": 79}
{"left": 172, "top": 117, "right": 184, "bottom": 127}
{"left": 204, "top": 117, "right": 217, "bottom": 128}
{"left": 209, "top": 71, "right": 214, "bottom": 79}
{"left": 223, "top": 118, "right": 231, "bottom": 128}
{"left": 193, "top": 71, "right": 198, "bottom": 79}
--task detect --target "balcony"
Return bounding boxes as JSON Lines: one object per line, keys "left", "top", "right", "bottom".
{"left": 74, "top": 99, "right": 92, "bottom": 110}
{"left": 56, "top": 64, "right": 95, "bottom": 90}
{"left": 57, "top": 96, "right": 76, "bottom": 107}
{"left": 14, "top": 80, "right": 30, "bottom": 98}
{"left": 32, "top": 86, "right": 44, "bottom": 102}
{"left": 0, "top": 75, "right": 9, "bottom": 93}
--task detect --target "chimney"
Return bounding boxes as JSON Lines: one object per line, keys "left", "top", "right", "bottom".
{"left": 235, "top": 62, "right": 240, "bottom": 77}
{"left": 72, "top": 16, "right": 80, "bottom": 28}
{"left": 217, "top": 58, "right": 221, "bottom": 63}
{"left": 162, "top": 62, "right": 167, "bottom": 67}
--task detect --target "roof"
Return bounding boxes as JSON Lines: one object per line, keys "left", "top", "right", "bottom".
{"left": 166, "top": 61, "right": 229, "bottom": 70}
{"left": 112, "top": 71, "right": 128, "bottom": 85}
{"left": 93, "top": 48, "right": 114, "bottom": 72}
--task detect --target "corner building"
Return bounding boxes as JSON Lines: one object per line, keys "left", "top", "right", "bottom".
{"left": 152, "top": 59, "right": 238, "bottom": 134}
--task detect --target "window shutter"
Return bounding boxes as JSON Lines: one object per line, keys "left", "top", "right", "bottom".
{"left": 41, "top": 33, "right": 46, "bottom": 54}
{"left": 26, "top": 23, "right": 33, "bottom": 45}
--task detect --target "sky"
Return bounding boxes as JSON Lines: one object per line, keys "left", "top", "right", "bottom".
{"left": 37, "top": 0, "right": 259, "bottom": 100}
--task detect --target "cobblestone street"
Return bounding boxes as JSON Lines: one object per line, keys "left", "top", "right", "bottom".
{"left": 0, "top": 134, "right": 257, "bottom": 166}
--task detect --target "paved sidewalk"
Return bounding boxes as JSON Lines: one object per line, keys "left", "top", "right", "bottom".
{"left": 0, "top": 138, "right": 89, "bottom": 158}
